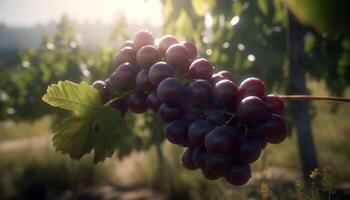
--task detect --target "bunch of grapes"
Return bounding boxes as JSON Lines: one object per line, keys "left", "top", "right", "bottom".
{"left": 92, "top": 30, "right": 287, "bottom": 186}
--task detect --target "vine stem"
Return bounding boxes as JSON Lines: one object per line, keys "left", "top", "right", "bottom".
{"left": 279, "top": 95, "right": 350, "bottom": 103}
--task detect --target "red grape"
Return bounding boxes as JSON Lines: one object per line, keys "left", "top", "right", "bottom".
{"left": 165, "top": 120, "right": 188, "bottom": 146}
{"left": 136, "top": 69, "right": 155, "bottom": 92}
{"left": 187, "top": 79, "right": 213, "bottom": 106}
{"left": 109, "top": 63, "right": 138, "bottom": 92}
{"left": 225, "top": 164, "right": 251, "bottom": 186}
{"left": 147, "top": 91, "right": 161, "bottom": 112}
{"left": 114, "top": 46, "right": 137, "bottom": 67}
{"left": 157, "top": 77, "right": 186, "bottom": 106}
{"left": 158, "top": 35, "right": 179, "bottom": 56}
{"left": 181, "top": 41, "right": 198, "bottom": 60}
{"left": 237, "top": 96, "right": 267, "bottom": 124}
{"left": 136, "top": 45, "right": 161, "bottom": 70}
{"left": 159, "top": 103, "right": 182, "bottom": 123}
{"left": 133, "top": 30, "right": 154, "bottom": 50}
{"left": 264, "top": 94, "right": 285, "bottom": 115}
{"left": 148, "top": 62, "right": 174, "bottom": 86}
{"left": 92, "top": 80, "right": 110, "bottom": 104}
{"left": 238, "top": 77, "right": 265, "bottom": 99}
{"left": 253, "top": 114, "right": 287, "bottom": 144}
{"left": 188, "top": 58, "right": 214, "bottom": 80}
{"left": 188, "top": 119, "right": 214, "bottom": 147}
{"left": 165, "top": 44, "right": 190, "bottom": 73}
{"left": 213, "top": 80, "right": 239, "bottom": 108}
{"left": 181, "top": 148, "right": 197, "bottom": 170}
{"left": 128, "top": 91, "right": 148, "bottom": 114}
{"left": 205, "top": 127, "right": 232, "bottom": 156}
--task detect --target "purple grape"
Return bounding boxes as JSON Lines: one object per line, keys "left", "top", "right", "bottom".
{"left": 187, "top": 79, "right": 213, "bottom": 106}
{"left": 238, "top": 77, "right": 265, "bottom": 99}
{"left": 136, "top": 69, "right": 155, "bottom": 92}
{"left": 211, "top": 73, "right": 225, "bottom": 85}
{"left": 165, "top": 44, "right": 190, "bottom": 73}
{"left": 114, "top": 46, "right": 137, "bottom": 67}
{"left": 92, "top": 80, "right": 110, "bottom": 104}
{"left": 192, "top": 147, "right": 206, "bottom": 168}
{"left": 188, "top": 58, "right": 214, "bottom": 80}
{"left": 109, "top": 63, "right": 138, "bottom": 92}
{"left": 110, "top": 97, "right": 128, "bottom": 117}
{"left": 225, "top": 164, "right": 251, "bottom": 186}
{"left": 136, "top": 45, "right": 161, "bottom": 70}
{"left": 133, "top": 30, "right": 155, "bottom": 50}
{"left": 157, "top": 77, "right": 186, "bottom": 106}
{"left": 120, "top": 40, "right": 133, "bottom": 49}
{"left": 204, "top": 154, "right": 231, "bottom": 174}
{"left": 188, "top": 119, "right": 214, "bottom": 147}
{"left": 183, "top": 106, "right": 203, "bottom": 123}
{"left": 218, "top": 70, "right": 233, "bottom": 81}
{"left": 164, "top": 120, "right": 188, "bottom": 146}
{"left": 253, "top": 114, "right": 287, "bottom": 144}
{"left": 127, "top": 91, "right": 148, "bottom": 114}
{"left": 181, "top": 148, "right": 197, "bottom": 170}
{"left": 181, "top": 41, "right": 198, "bottom": 60}
{"left": 157, "top": 35, "right": 179, "bottom": 56}
{"left": 148, "top": 62, "right": 174, "bottom": 86}
{"left": 205, "top": 127, "right": 232, "bottom": 156}
{"left": 206, "top": 109, "right": 225, "bottom": 125}
{"left": 201, "top": 168, "right": 221, "bottom": 180}
{"left": 236, "top": 136, "right": 261, "bottom": 164}
{"left": 159, "top": 103, "right": 182, "bottom": 123}
{"left": 264, "top": 94, "right": 285, "bottom": 115}
{"left": 236, "top": 96, "right": 267, "bottom": 124}
{"left": 213, "top": 80, "right": 239, "bottom": 108}
{"left": 147, "top": 91, "right": 161, "bottom": 112}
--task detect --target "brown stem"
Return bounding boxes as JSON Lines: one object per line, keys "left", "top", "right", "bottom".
{"left": 279, "top": 95, "right": 350, "bottom": 103}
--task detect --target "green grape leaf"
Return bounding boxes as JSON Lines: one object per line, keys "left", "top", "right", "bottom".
{"left": 42, "top": 81, "right": 125, "bottom": 163}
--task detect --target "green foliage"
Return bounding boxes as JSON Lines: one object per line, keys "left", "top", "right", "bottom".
{"left": 285, "top": 0, "right": 350, "bottom": 35}
{"left": 42, "top": 81, "right": 125, "bottom": 163}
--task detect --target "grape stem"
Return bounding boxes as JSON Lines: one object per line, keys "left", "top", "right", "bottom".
{"left": 279, "top": 95, "right": 350, "bottom": 103}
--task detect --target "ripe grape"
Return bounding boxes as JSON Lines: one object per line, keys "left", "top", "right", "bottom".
{"left": 211, "top": 73, "right": 225, "bottom": 85}
{"left": 188, "top": 119, "right": 214, "bottom": 147}
{"left": 213, "top": 80, "right": 238, "bottom": 108}
{"left": 165, "top": 120, "right": 188, "bottom": 146}
{"left": 148, "top": 62, "right": 174, "bottom": 86}
{"left": 165, "top": 44, "right": 190, "bottom": 73}
{"left": 114, "top": 47, "right": 137, "bottom": 67}
{"left": 159, "top": 103, "right": 182, "bottom": 123}
{"left": 236, "top": 96, "right": 267, "bottom": 124}
{"left": 147, "top": 91, "right": 161, "bottom": 112}
{"left": 128, "top": 91, "right": 148, "bottom": 114}
{"left": 136, "top": 69, "right": 155, "bottom": 92}
{"left": 238, "top": 77, "right": 265, "bottom": 99}
{"left": 206, "top": 108, "right": 225, "bottom": 125}
{"left": 183, "top": 107, "right": 203, "bottom": 123}
{"left": 133, "top": 30, "right": 155, "bottom": 50}
{"left": 204, "top": 154, "right": 231, "bottom": 174}
{"left": 187, "top": 79, "right": 213, "bottom": 106}
{"left": 188, "top": 58, "right": 214, "bottom": 80}
{"left": 92, "top": 80, "right": 110, "bottom": 104}
{"left": 120, "top": 40, "right": 133, "bottom": 49}
{"left": 264, "top": 94, "right": 285, "bottom": 115}
{"left": 111, "top": 97, "right": 128, "bottom": 117}
{"left": 236, "top": 136, "right": 261, "bottom": 164}
{"left": 136, "top": 45, "right": 161, "bottom": 70}
{"left": 225, "top": 164, "right": 251, "bottom": 186}
{"left": 181, "top": 148, "right": 197, "bottom": 170}
{"left": 181, "top": 41, "right": 198, "bottom": 60}
{"left": 157, "top": 77, "right": 186, "bottom": 106}
{"left": 218, "top": 70, "right": 233, "bottom": 81}
{"left": 201, "top": 168, "right": 221, "bottom": 180}
{"left": 109, "top": 63, "right": 138, "bottom": 92}
{"left": 192, "top": 147, "right": 206, "bottom": 168}
{"left": 253, "top": 114, "right": 287, "bottom": 144}
{"left": 158, "top": 35, "right": 179, "bottom": 56}
{"left": 205, "top": 127, "right": 232, "bottom": 156}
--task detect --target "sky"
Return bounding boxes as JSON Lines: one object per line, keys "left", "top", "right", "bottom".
{"left": 0, "top": 0, "right": 163, "bottom": 27}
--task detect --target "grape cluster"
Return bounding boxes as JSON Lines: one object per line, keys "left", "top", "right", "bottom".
{"left": 92, "top": 30, "right": 287, "bottom": 186}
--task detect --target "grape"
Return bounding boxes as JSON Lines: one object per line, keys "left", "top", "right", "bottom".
{"left": 206, "top": 109, "right": 225, "bottom": 125}
{"left": 114, "top": 47, "right": 137, "bottom": 67}
{"left": 213, "top": 80, "right": 239, "bottom": 108}
{"left": 187, "top": 79, "right": 213, "bottom": 106}
{"left": 157, "top": 77, "right": 186, "bottom": 106}
{"left": 148, "top": 62, "right": 174, "bottom": 86}
{"left": 218, "top": 70, "right": 233, "bottom": 81}
{"left": 164, "top": 120, "right": 188, "bottom": 146}
{"left": 181, "top": 41, "right": 198, "bottom": 60}
{"left": 183, "top": 107, "right": 203, "bottom": 123}
{"left": 226, "top": 126, "right": 241, "bottom": 153}
{"left": 147, "top": 91, "right": 161, "bottom": 112}
{"left": 159, "top": 103, "right": 182, "bottom": 123}
{"left": 181, "top": 148, "right": 197, "bottom": 170}
{"left": 264, "top": 94, "right": 285, "bottom": 115}
{"left": 158, "top": 35, "right": 179, "bottom": 56}
{"left": 111, "top": 97, "right": 128, "bottom": 117}
{"left": 238, "top": 77, "right": 265, "bottom": 99}
{"left": 133, "top": 30, "right": 155, "bottom": 50}
{"left": 136, "top": 45, "right": 161, "bottom": 70}
{"left": 192, "top": 147, "right": 206, "bottom": 168}
{"left": 204, "top": 154, "right": 231, "bottom": 174}
{"left": 188, "top": 58, "right": 214, "bottom": 80}
{"left": 205, "top": 127, "right": 232, "bottom": 156}
{"left": 128, "top": 91, "right": 148, "bottom": 114}
{"left": 165, "top": 44, "right": 190, "bottom": 73}
{"left": 201, "top": 168, "right": 221, "bottom": 180}
{"left": 211, "top": 73, "right": 225, "bottom": 85}
{"left": 225, "top": 164, "right": 251, "bottom": 186}
{"left": 253, "top": 114, "right": 287, "bottom": 144}
{"left": 236, "top": 136, "right": 261, "bottom": 164}
{"left": 109, "top": 63, "right": 138, "bottom": 92}
{"left": 236, "top": 96, "right": 267, "bottom": 124}
{"left": 188, "top": 119, "right": 214, "bottom": 147}
{"left": 92, "top": 80, "right": 110, "bottom": 104}
{"left": 136, "top": 69, "right": 155, "bottom": 92}
{"left": 120, "top": 40, "right": 133, "bottom": 49}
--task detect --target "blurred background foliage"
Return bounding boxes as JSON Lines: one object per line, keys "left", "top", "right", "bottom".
{"left": 0, "top": 0, "right": 349, "bottom": 199}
